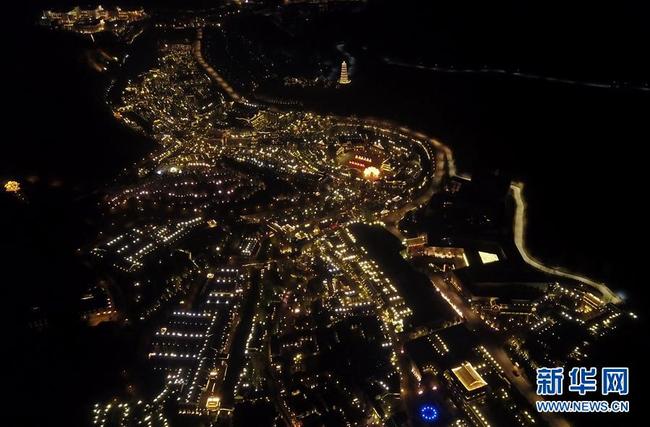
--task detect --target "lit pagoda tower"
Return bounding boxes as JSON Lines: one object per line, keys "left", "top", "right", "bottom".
{"left": 338, "top": 60, "right": 351, "bottom": 85}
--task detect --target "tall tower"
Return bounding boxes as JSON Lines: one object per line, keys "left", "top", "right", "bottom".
{"left": 338, "top": 61, "right": 351, "bottom": 85}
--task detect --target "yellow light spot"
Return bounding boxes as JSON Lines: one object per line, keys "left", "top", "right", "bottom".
{"left": 478, "top": 251, "right": 499, "bottom": 264}
{"left": 363, "top": 166, "right": 380, "bottom": 181}
{"left": 4, "top": 180, "right": 20, "bottom": 192}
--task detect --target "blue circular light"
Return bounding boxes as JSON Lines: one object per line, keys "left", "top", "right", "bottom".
{"left": 420, "top": 404, "right": 439, "bottom": 422}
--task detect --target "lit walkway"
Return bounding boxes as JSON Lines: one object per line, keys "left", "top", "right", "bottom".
{"left": 193, "top": 28, "right": 242, "bottom": 101}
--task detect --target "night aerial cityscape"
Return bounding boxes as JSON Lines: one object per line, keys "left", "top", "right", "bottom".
{"left": 3, "top": 1, "right": 649, "bottom": 426}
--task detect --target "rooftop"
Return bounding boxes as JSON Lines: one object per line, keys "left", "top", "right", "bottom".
{"left": 451, "top": 362, "right": 488, "bottom": 392}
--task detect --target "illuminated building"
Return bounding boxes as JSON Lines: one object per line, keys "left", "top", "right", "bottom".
{"left": 41, "top": 6, "right": 147, "bottom": 29}
{"left": 444, "top": 361, "right": 488, "bottom": 403}
{"left": 338, "top": 144, "right": 390, "bottom": 181}
{"left": 402, "top": 234, "right": 428, "bottom": 257}
{"left": 338, "top": 61, "right": 351, "bottom": 85}
{"left": 363, "top": 166, "right": 380, "bottom": 181}
{"left": 4, "top": 180, "right": 20, "bottom": 192}
{"left": 205, "top": 396, "right": 220, "bottom": 412}
{"left": 452, "top": 362, "right": 487, "bottom": 393}
{"left": 80, "top": 285, "right": 118, "bottom": 327}
{"left": 478, "top": 251, "right": 499, "bottom": 264}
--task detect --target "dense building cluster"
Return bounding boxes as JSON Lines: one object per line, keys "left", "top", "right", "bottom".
{"left": 40, "top": 4, "right": 638, "bottom": 427}
{"left": 41, "top": 6, "right": 147, "bottom": 37}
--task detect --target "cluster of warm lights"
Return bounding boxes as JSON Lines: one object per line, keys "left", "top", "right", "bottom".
{"left": 4, "top": 180, "right": 20, "bottom": 192}
{"left": 363, "top": 166, "right": 381, "bottom": 181}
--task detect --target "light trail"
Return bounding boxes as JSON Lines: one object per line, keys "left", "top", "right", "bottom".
{"left": 385, "top": 58, "right": 650, "bottom": 93}
{"left": 440, "top": 144, "right": 621, "bottom": 304}
{"left": 510, "top": 181, "right": 621, "bottom": 304}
